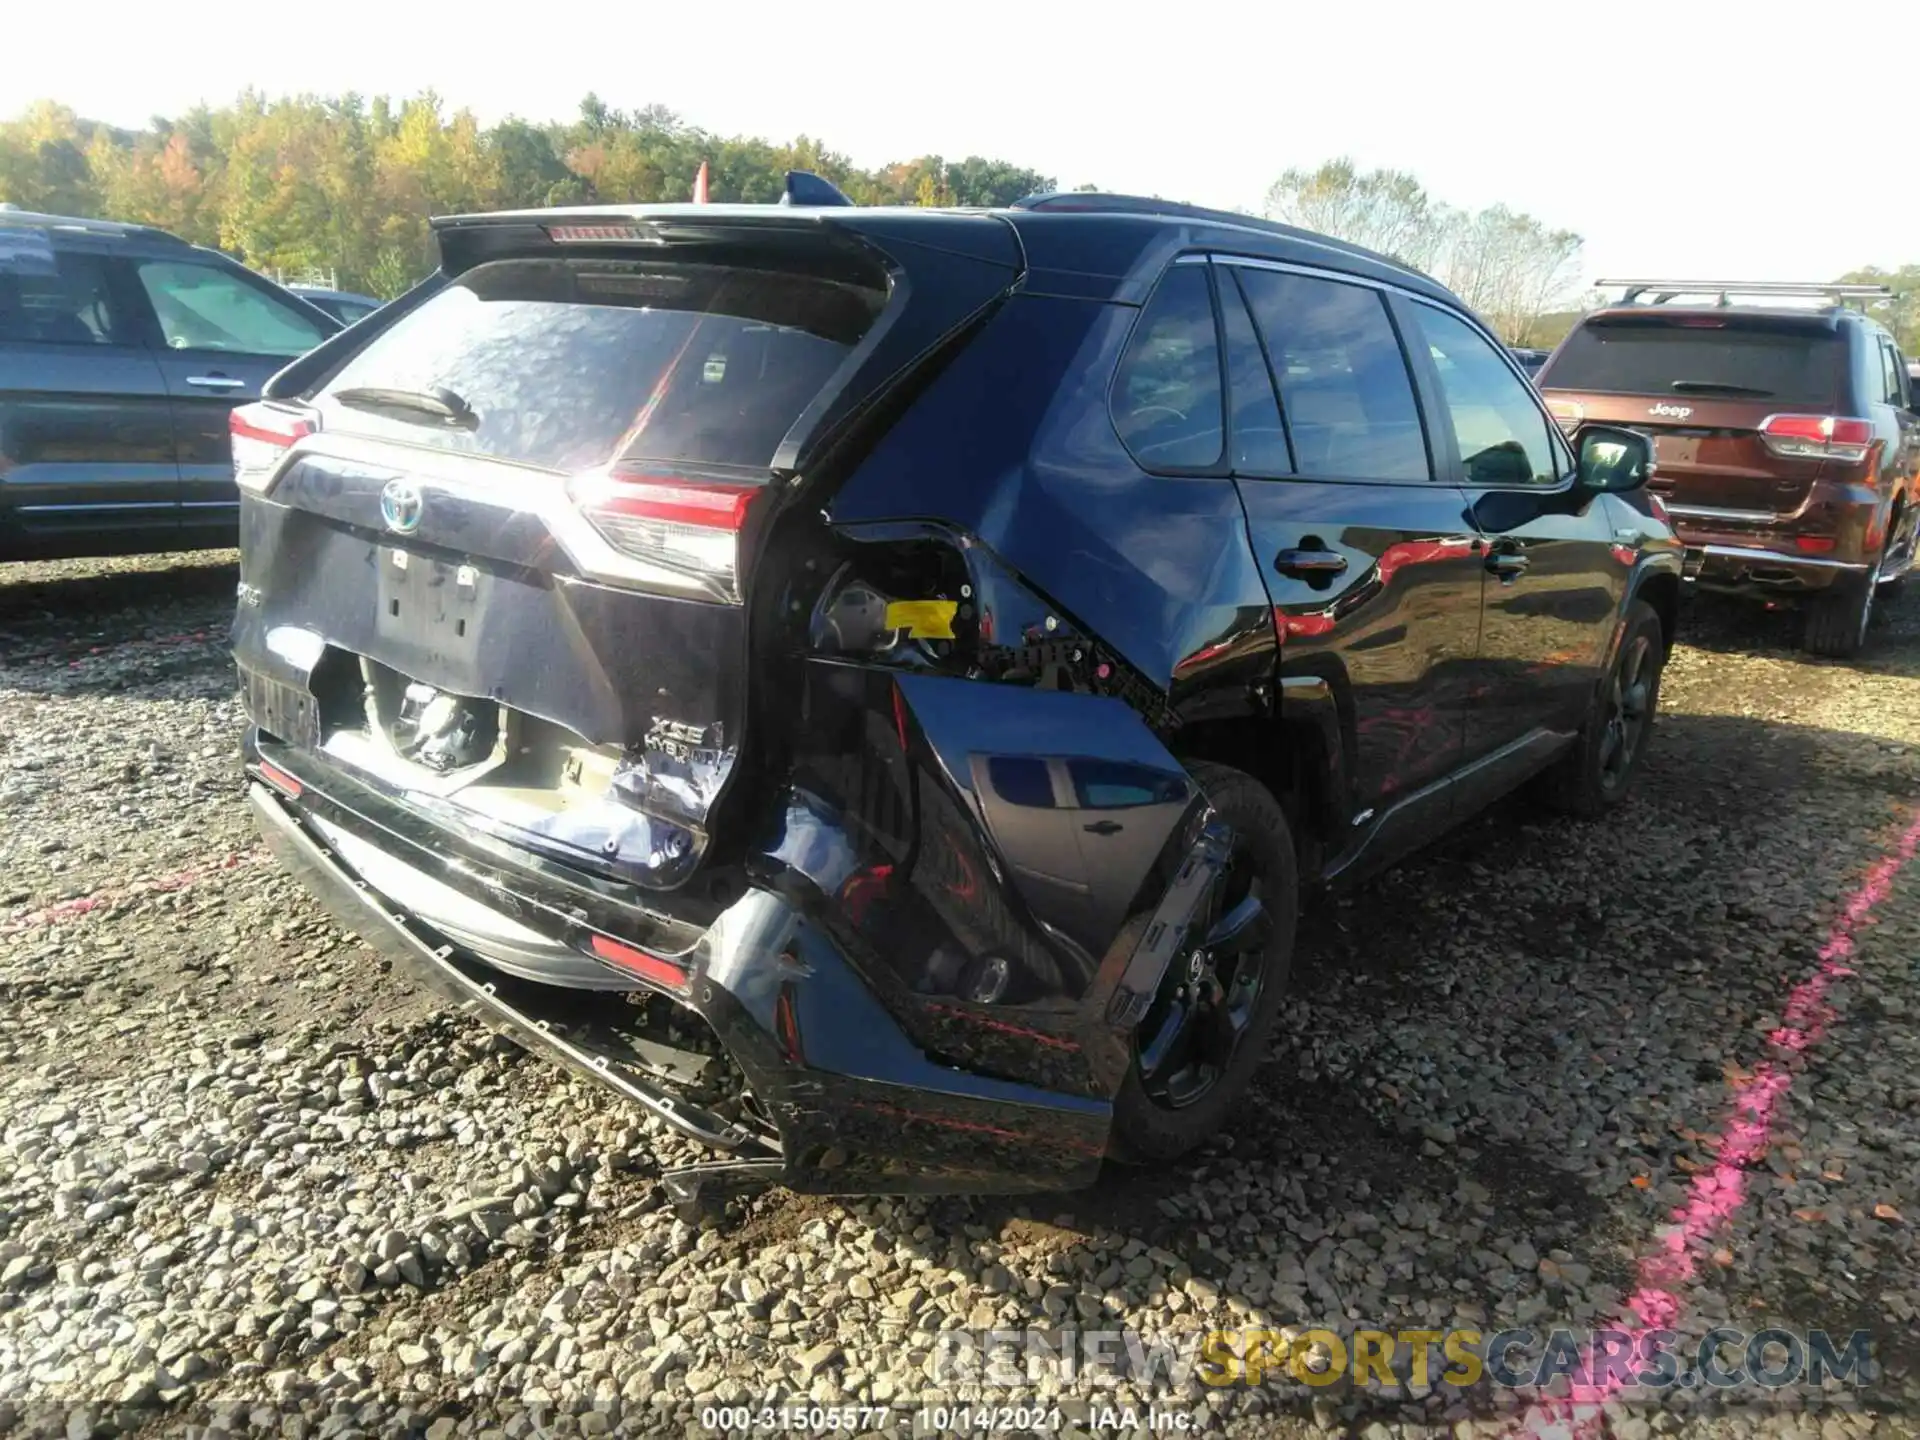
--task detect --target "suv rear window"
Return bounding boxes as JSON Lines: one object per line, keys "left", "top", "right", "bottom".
{"left": 1542, "top": 316, "right": 1847, "bottom": 409}
{"left": 315, "top": 258, "right": 885, "bottom": 473}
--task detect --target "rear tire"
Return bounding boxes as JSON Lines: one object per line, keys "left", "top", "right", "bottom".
{"left": 1539, "top": 600, "right": 1665, "bottom": 820}
{"left": 1802, "top": 569, "right": 1876, "bottom": 659}
{"left": 1110, "top": 761, "right": 1297, "bottom": 1166}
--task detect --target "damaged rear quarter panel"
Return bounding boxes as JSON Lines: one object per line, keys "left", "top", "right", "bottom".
{"left": 825, "top": 290, "right": 1276, "bottom": 697}
{"left": 753, "top": 289, "right": 1280, "bottom": 1100}
{"left": 757, "top": 662, "right": 1213, "bottom": 1100}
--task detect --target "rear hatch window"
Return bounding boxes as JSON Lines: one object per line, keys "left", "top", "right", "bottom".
{"left": 312, "top": 257, "right": 887, "bottom": 473}
{"left": 1543, "top": 315, "right": 1846, "bottom": 410}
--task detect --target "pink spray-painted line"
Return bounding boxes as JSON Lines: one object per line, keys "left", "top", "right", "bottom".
{"left": 59, "top": 630, "right": 223, "bottom": 668}
{"left": 1512, "top": 806, "right": 1920, "bottom": 1440}
{"left": 1, "top": 847, "right": 266, "bottom": 935}
{"left": 0, "top": 628, "right": 225, "bottom": 669}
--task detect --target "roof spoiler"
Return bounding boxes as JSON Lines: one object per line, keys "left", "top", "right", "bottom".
{"left": 1599, "top": 278, "right": 1896, "bottom": 308}
{"left": 781, "top": 171, "right": 854, "bottom": 207}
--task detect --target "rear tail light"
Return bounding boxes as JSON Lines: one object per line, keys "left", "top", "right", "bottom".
{"left": 569, "top": 470, "right": 762, "bottom": 603}
{"left": 1545, "top": 399, "right": 1584, "bottom": 436}
{"left": 1759, "top": 414, "right": 1874, "bottom": 464}
{"left": 230, "top": 402, "right": 316, "bottom": 493}
{"left": 1795, "top": 535, "right": 1838, "bottom": 554}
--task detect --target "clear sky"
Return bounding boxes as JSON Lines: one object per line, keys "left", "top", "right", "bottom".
{"left": 7, "top": 0, "right": 1913, "bottom": 286}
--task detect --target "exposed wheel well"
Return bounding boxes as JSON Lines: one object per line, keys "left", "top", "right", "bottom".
{"left": 1172, "top": 716, "right": 1333, "bottom": 877}
{"left": 1637, "top": 573, "right": 1680, "bottom": 657}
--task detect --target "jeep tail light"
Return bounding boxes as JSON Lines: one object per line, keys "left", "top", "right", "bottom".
{"left": 1545, "top": 398, "right": 1584, "bottom": 436}
{"left": 1759, "top": 414, "right": 1874, "bottom": 464}
{"left": 568, "top": 471, "right": 763, "bottom": 604}
{"left": 230, "top": 403, "right": 316, "bottom": 494}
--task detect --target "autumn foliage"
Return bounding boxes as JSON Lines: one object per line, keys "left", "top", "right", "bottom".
{"left": 0, "top": 94, "right": 1059, "bottom": 298}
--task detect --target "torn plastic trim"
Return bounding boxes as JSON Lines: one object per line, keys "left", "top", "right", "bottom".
{"left": 801, "top": 519, "right": 1180, "bottom": 734}
{"left": 1106, "top": 815, "right": 1232, "bottom": 1030}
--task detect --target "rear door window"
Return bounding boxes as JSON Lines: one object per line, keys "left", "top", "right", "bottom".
{"left": 0, "top": 248, "right": 134, "bottom": 346}
{"left": 314, "top": 257, "right": 884, "bottom": 474}
{"left": 1877, "top": 340, "right": 1906, "bottom": 406}
{"left": 1232, "top": 268, "right": 1432, "bottom": 482}
{"left": 1110, "top": 265, "right": 1225, "bottom": 471}
{"left": 1541, "top": 316, "right": 1847, "bottom": 410}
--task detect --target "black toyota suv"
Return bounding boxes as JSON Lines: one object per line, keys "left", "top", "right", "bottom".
{"left": 234, "top": 178, "right": 1682, "bottom": 1204}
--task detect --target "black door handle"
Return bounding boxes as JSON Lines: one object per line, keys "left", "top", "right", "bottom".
{"left": 1486, "top": 551, "right": 1530, "bottom": 578}
{"left": 1082, "top": 820, "right": 1124, "bottom": 836}
{"left": 1275, "top": 547, "right": 1348, "bottom": 577}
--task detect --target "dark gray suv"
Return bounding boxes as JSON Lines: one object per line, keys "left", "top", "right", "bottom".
{"left": 0, "top": 210, "right": 341, "bottom": 560}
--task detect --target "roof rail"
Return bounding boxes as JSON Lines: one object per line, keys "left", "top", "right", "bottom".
{"left": 0, "top": 209, "right": 187, "bottom": 244}
{"left": 1599, "top": 278, "right": 1895, "bottom": 308}
{"left": 1011, "top": 191, "right": 1245, "bottom": 224}
{"left": 1007, "top": 191, "right": 1430, "bottom": 278}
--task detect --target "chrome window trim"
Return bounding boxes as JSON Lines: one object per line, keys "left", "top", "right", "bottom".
{"left": 1211, "top": 252, "right": 1429, "bottom": 304}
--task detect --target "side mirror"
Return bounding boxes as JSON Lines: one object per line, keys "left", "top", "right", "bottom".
{"left": 1575, "top": 425, "right": 1653, "bottom": 493}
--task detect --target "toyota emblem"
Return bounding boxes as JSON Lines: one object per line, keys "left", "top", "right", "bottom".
{"left": 380, "top": 479, "right": 423, "bottom": 535}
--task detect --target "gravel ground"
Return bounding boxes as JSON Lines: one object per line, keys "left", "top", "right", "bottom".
{"left": 2, "top": 550, "right": 1919, "bottom": 1440}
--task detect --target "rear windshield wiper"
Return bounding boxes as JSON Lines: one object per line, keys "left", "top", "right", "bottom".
{"left": 331, "top": 385, "right": 478, "bottom": 429}
{"left": 1668, "top": 380, "right": 1774, "bottom": 398}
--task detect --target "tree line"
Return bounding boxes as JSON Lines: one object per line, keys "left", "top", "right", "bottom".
{"left": 1263, "top": 159, "right": 1585, "bottom": 346}
{"left": 1263, "top": 158, "right": 1918, "bottom": 352}
{"left": 4, "top": 99, "right": 1910, "bottom": 349}
{"left": 0, "top": 94, "right": 1062, "bottom": 298}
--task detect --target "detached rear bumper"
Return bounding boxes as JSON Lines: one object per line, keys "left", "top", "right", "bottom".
{"left": 247, "top": 767, "right": 1113, "bottom": 1197}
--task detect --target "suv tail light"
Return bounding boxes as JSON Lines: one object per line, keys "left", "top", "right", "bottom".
{"left": 568, "top": 470, "right": 763, "bottom": 604}
{"left": 1758, "top": 414, "right": 1874, "bottom": 464}
{"left": 230, "top": 403, "right": 316, "bottom": 493}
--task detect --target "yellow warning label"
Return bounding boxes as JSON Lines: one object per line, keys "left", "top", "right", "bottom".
{"left": 884, "top": 599, "right": 958, "bottom": 640}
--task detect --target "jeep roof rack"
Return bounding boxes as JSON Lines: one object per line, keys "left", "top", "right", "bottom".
{"left": 1598, "top": 278, "right": 1895, "bottom": 309}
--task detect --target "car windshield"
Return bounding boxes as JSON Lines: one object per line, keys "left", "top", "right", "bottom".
{"left": 1542, "top": 316, "right": 1847, "bottom": 410}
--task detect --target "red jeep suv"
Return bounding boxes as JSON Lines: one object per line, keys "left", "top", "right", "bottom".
{"left": 1538, "top": 281, "right": 1920, "bottom": 656}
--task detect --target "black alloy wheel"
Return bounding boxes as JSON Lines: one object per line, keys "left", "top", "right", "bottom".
{"left": 1111, "top": 761, "right": 1297, "bottom": 1164}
